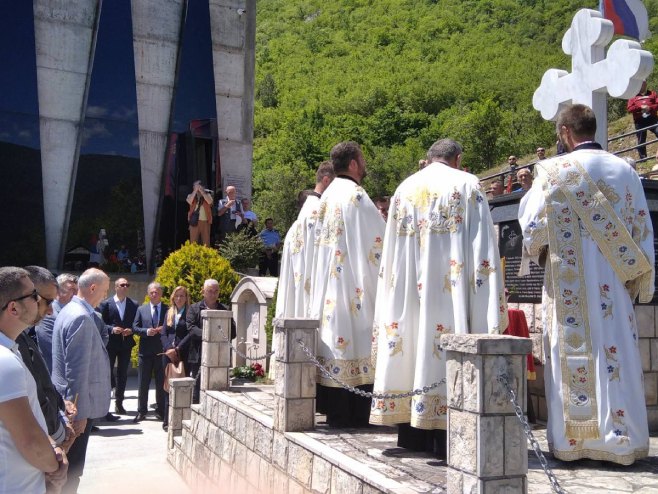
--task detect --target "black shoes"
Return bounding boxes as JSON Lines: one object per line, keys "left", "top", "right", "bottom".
{"left": 162, "top": 424, "right": 168, "bottom": 431}
{"left": 115, "top": 403, "right": 127, "bottom": 415}
{"left": 133, "top": 413, "right": 147, "bottom": 423}
{"left": 105, "top": 413, "right": 120, "bottom": 422}
{"left": 154, "top": 411, "right": 164, "bottom": 421}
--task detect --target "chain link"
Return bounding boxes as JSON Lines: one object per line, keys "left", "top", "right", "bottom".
{"left": 497, "top": 374, "right": 566, "bottom": 494}
{"left": 215, "top": 323, "right": 275, "bottom": 362}
{"left": 296, "top": 339, "right": 445, "bottom": 400}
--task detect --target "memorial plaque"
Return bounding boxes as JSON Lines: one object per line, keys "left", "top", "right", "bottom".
{"left": 498, "top": 221, "right": 544, "bottom": 304}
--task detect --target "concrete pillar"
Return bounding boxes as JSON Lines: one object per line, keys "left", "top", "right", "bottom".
{"left": 200, "top": 309, "right": 233, "bottom": 392}
{"left": 131, "top": 0, "right": 187, "bottom": 271}
{"left": 208, "top": 0, "right": 256, "bottom": 199}
{"left": 167, "top": 377, "right": 194, "bottom": 448}
{"left": 441, "top": 334, "right": 532, "bottom": 494}
{"left": 34, "top": 0, "right": 102, "bottom": 269}
{"left": 272, "top": 318, "right": 319, "bottom": 432}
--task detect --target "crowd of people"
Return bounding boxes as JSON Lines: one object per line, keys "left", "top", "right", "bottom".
{"left": 275, "top": 104, "right": 654, "bottom": 465}
{"left": 1, "top": 104, "right": 654, "bottom": 494}
{"left": 0, "top": 265, "right": 235, "bottom": 493}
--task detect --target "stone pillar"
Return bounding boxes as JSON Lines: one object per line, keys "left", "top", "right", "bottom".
{"left": 441, "top": 334, "right": 532, "bottom": 493}
{"left": 167, "top": 377, "right": 194, "bottom": 448}
{"left": 273, "top": 318, "right": 319, "bottom": 432}
{"left": 200, "top": 309, "right": 234, "bottom": 392}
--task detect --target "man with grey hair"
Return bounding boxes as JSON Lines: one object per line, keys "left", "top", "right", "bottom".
{"left": 370, "top": 138, "right": 507, "bottom": 457}
{"left": 0, "top": 266, "right": 68, "bottom": 493}
{"left": 52, "top": 267, "right": 111, "bottom": 492}
{"left": 426, "top": 138, "right": 463, "bottom": 167}
{"left": 132, "top": 282, "right": 168, "bottom": 422}
{"left": 35, "top": 273, "right": 78, "bottom": 373}
{"left": 175, "top": 279, "right": 234, "bottom": 404}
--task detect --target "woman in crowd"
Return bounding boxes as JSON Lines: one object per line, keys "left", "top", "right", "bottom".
{"left": 160, "top": 286, "right": 190, "bottom": 431}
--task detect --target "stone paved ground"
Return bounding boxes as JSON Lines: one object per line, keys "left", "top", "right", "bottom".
{"left": 79, "top": 379, "right": 658, "bottom": 493}
{"left": 233, "top": 383, "right": 658, "bottom": 493}
{"left": 77, "top": 376, "right": 191, "bottom": 494}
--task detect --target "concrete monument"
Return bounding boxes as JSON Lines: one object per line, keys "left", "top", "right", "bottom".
{"left": 533, "top": 8, "right": 653, "bottom": 147}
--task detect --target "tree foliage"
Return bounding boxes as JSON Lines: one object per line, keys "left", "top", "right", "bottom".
{"left": 252, "top": 0, "right": 658, "bottom": 233}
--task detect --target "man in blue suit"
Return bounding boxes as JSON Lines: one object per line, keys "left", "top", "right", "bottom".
{"left": 52, "top": 268, "right": 111, "bottom": 493}
{"left": 132, "top": 282, "right": 168, "bottom": 423}
{"left": 98, "top": 277, "right": 138, "bottom": 415}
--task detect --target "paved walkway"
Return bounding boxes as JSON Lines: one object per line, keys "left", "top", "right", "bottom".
{"left": 77, "top": 378, "right": 658, "bottom": 493}
{"left": 77, "top": 376, "right": 190, "bottom": 494}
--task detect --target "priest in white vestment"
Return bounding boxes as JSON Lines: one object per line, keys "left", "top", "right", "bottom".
{"left": 369, "top": 139, "right": 507, "bottom": 453}
{"left": 310, "top": 141, "right": 386, "bottom": 427}
{"left": 519, "top": 104, "right": 654, "bottom": 465}
{"left": 275, "top": 162, "right": 335, "bottom": 320}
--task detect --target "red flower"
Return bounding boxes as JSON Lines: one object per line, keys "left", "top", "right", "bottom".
{"left": 616, "top": 409, "right": 625, "bottom": 417}
{"left": 569, "top": 439, "right": 577, "bottom": 446}
{"left": 609, "top": 346, "right": 617, "bottom": 354}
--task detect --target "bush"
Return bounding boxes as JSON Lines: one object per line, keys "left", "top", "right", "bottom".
{"left": 155, "top": 241, "right": 240, "bottom": 304}
{"left": 219, "top": 230, "right": 264, "bottom": 274}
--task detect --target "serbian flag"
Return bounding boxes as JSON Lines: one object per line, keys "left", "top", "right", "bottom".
{"left": 599, "top": 0, "right": 650, "bottom": 41}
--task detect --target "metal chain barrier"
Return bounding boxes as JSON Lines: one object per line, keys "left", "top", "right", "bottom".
{"left": 216, "top": 323, "right": 275, "bottom": 362}
{"left": 296, "top": 338, "right": 445, "bottom": 400}
{"left": 497, "top": 374, "right": 566, "bottom": 494}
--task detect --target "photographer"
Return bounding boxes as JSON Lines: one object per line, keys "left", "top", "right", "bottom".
{"left": 215, "top": 185, "right": 243, "bottom": 245}
{"left": 186, "top": 181, "right": 213, "bottom": 246}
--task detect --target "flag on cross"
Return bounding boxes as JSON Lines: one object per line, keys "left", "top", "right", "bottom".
{"left": 599, "top": 0, "right": 650, "bottom": 41}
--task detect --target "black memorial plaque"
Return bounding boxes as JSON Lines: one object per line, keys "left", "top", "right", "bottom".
{"left": 498, "top": 220, "right": 544, "bottom": 303}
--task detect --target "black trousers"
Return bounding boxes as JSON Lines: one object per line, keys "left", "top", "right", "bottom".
{"left": 316, "top": 384, "right": 372, "bottom": 428}
{"left": 107, "top": 345, "right": 132, "bottom": 404}
{"left": 259, "top": 251, "right": 279, "bottom": 276}
{"left": 634, "top": 117, "right": 658, "bottom": 158}
{"left": 61, "top": 419, "right": 93, "bottom": 494}
{"left": 397, "top": 423, "right": 447, "bottom": 459}
{"left": 188, "top": 361, "right": 201, "bottom": 404}
{"left": 137, "top": 354, "right": 165, "bottom": 415}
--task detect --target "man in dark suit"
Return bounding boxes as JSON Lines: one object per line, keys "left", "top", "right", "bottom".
{"left": 176, "top": 279, "right": 235, "bottom": 404}
{"left": 132, "top": 282, "right": 167, "bottom": 422}
{"left": 98, "top": 277, "right": 138, "bottom": 415}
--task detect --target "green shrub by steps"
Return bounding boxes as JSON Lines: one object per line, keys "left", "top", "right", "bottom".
{"left": 155, "top": 241, "right": 240, "bottom": 303}
{"left": 130, "top": 241, "right": 241, "bottom": 369}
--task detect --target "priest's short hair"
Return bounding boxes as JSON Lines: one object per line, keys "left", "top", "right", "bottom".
{"left": 556, "top": 104, "right": 596, "bottom": 140}
{"left": 427, "top": 138, "right": 463, "bottom": 162}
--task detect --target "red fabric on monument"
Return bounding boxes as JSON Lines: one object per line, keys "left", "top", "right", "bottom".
{"left": 504, "top": 308, "right": 536, "bottom": 380}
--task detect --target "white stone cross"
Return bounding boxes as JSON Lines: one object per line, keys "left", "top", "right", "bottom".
{"left": 533, "top": 9, "right": 653, "bottom": 148}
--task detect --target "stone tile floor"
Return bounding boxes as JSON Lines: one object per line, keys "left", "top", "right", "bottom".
{"left": 232, "top": 382, "right": 658, "bottom": 493}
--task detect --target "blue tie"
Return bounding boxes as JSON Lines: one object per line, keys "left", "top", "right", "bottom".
{"left": 152, "top": 305, "right": 159, "bottom": 328}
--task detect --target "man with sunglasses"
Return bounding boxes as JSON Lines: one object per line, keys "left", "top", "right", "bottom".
{"left": 15, "top": 267, "right": 76, "bottom": 457}
{"left": 98, "top": 278, "right": 138, "bottom": 415}
{"left": 0, "top": 267, "right": 68, "bottom": 493}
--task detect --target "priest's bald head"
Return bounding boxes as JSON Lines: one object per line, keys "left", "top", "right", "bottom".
{"left": 556, "top": 104, "right": 596, "bottom": 152}
{"left": 427, "top": 138, "right": 463, "bottom": 169}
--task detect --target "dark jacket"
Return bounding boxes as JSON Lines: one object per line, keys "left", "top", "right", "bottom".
{"left": 179, "top": 300, "right": 235, "bottom": 364}
{"left": 16, "top": 330, "right": 67, "bottom": 444}
{"left": 132, "top": 302, "right": 168, "bottom": 356}
{"left": 98, "top": 296, "right": 138, "bottom": 351}
{"left": 161, "top": 307, "right": 189, "bottom": 355}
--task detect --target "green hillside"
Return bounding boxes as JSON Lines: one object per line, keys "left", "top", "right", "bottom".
{"left": 252, "top": 0, "right": 658, "bottom": 230}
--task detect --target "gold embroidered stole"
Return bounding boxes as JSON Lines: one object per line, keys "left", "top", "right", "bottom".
{"left": 541, "top": 158, "right": 652, "bottom": 439}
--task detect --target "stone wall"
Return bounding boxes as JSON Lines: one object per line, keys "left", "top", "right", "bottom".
{"left": 168, "top": 389, "right": 419, "bottom": 493}
{"left": 511, "top": 302, "right": 658, "bottom": 431}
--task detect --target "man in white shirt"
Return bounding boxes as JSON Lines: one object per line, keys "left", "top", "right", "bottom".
{"left": 0, "top": 266, "right": 67, "bottom": 493}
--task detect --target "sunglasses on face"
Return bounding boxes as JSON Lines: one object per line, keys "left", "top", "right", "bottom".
{"left": 118, "top": 283, "right": 130, "bottom": 287}
{"left": 1, "top": 289, "right": 39, "bottom": 311}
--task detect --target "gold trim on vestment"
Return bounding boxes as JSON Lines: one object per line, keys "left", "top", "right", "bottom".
{"left": 550, "top": 444, "right": 649, "bottom": 466}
